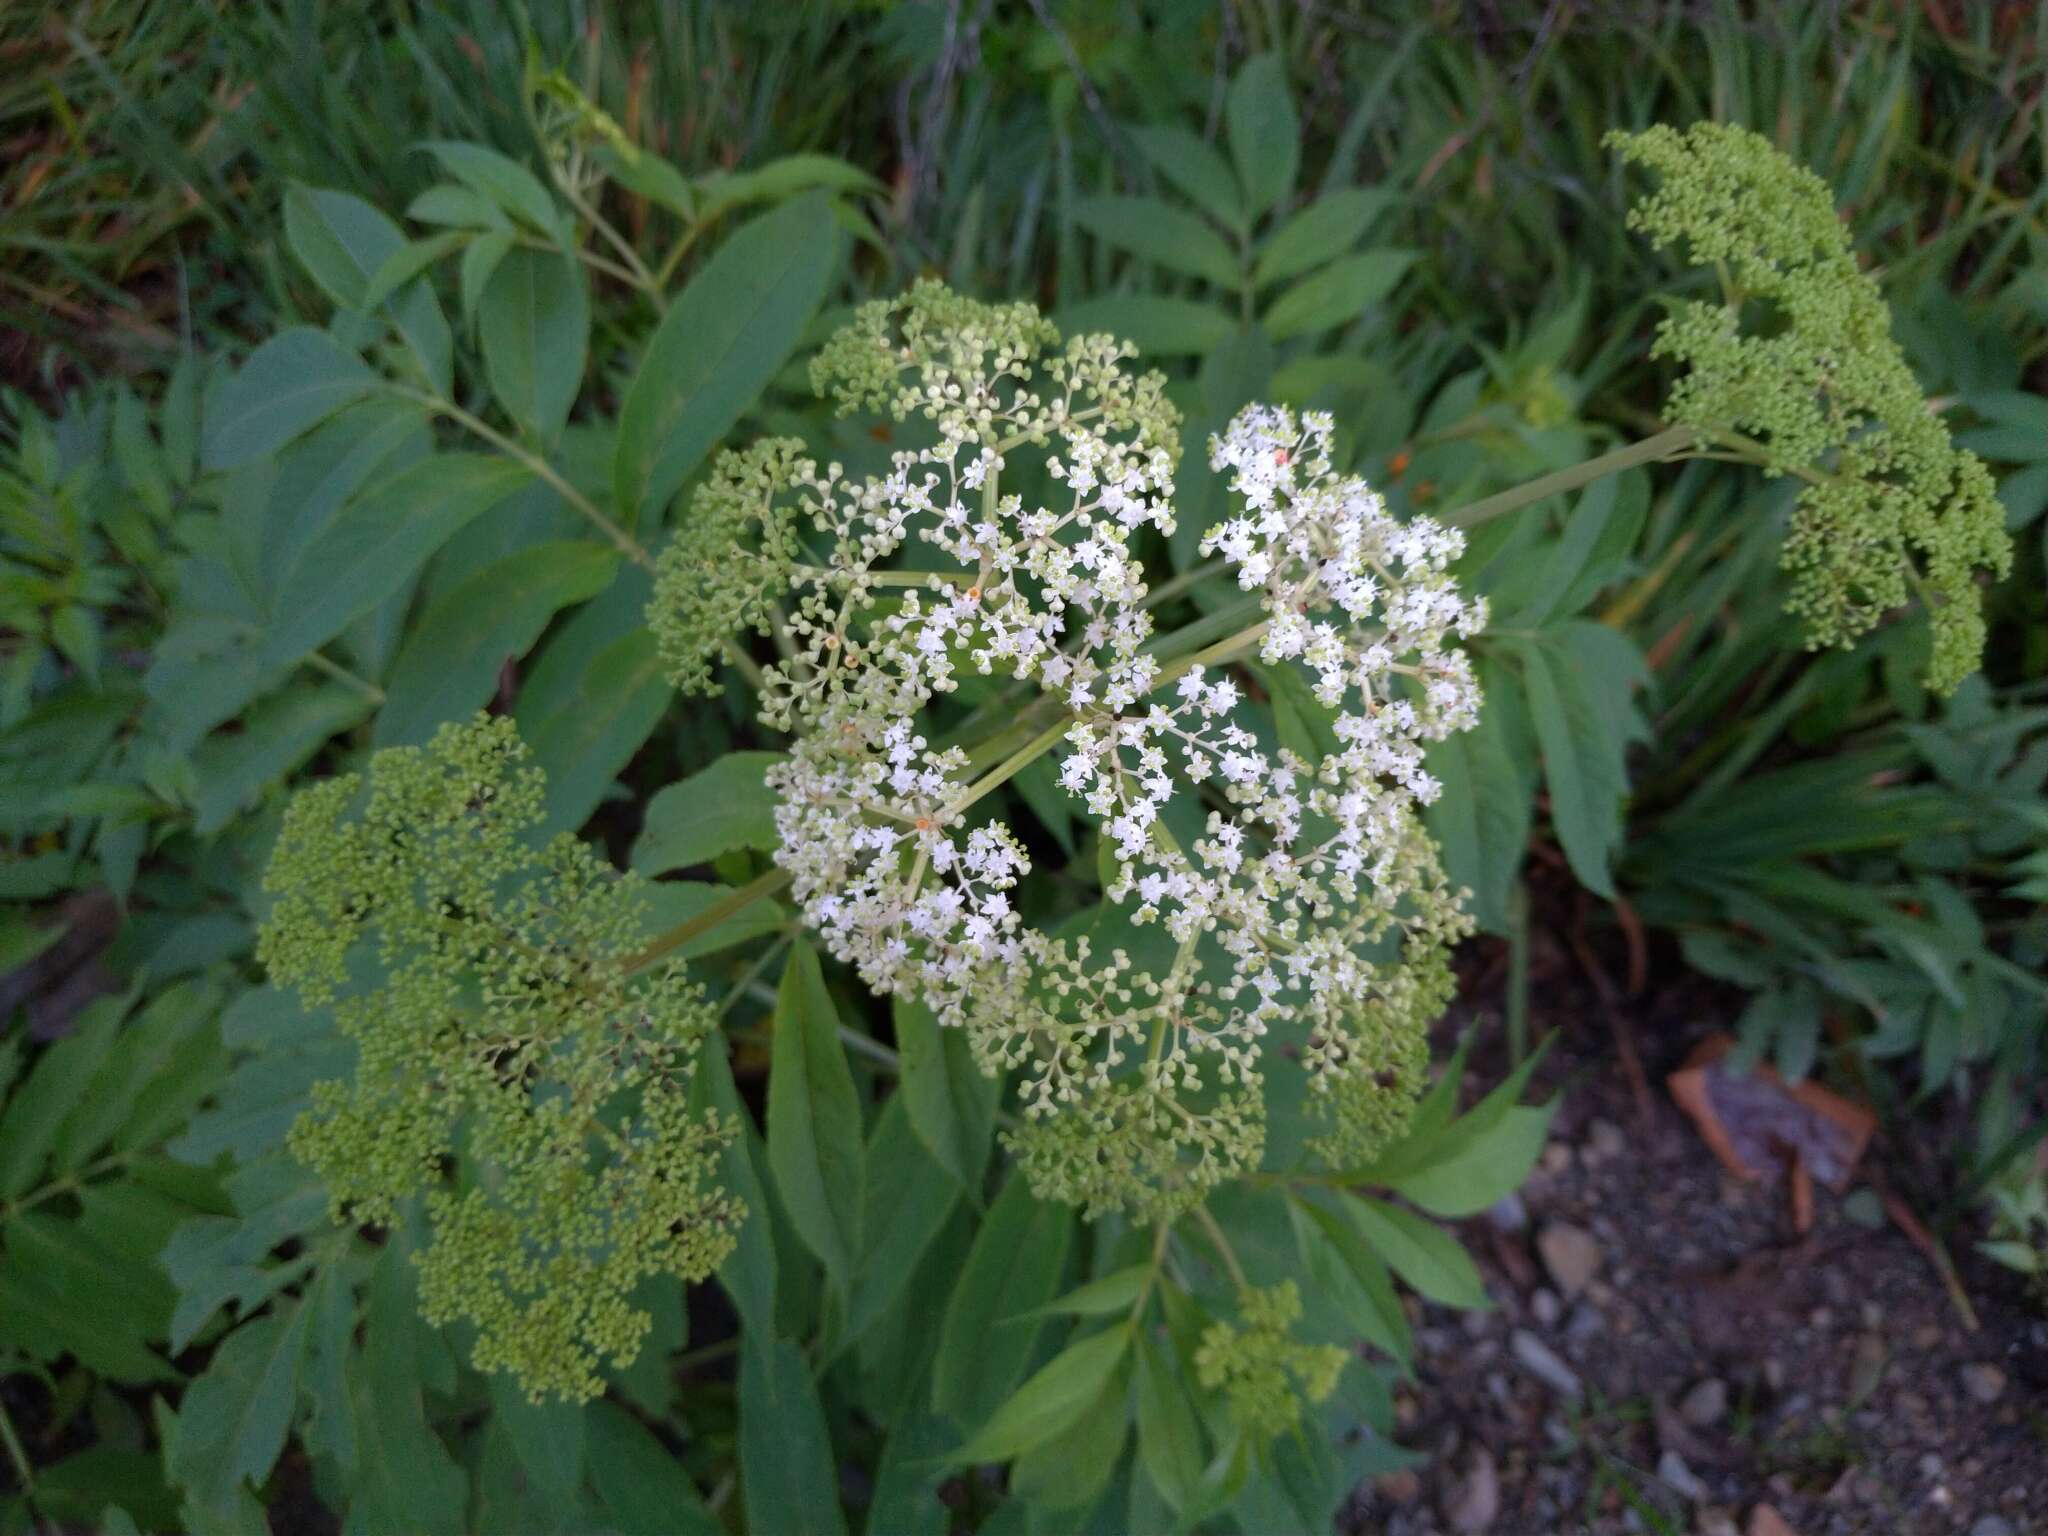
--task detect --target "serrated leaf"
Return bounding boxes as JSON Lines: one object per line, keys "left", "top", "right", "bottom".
{"left": 1130, "top": 125, "right": 1245, "bottom": 230}
{"left": 892, "top": 996, "right": 996, "bottom": 1195}
{"left": 420, "top": 142, "right": 566, "bottom": 243}
{"left": 586, "top": 1402, "right": 720, "bottom": 1536}
{"left": 1134, "top": 1329, "right": 1205, "bottom": 1511}
{"left": 614, "top": 192, "right": 839, "bottom": 525}
{"left": 951, "top": 1323, "right": 1131, "bottom": 1464}
{"left": 1392, "top": 1104, "right": 1552, "bottom": 1218}
{"left": 1262, "top": 249, "right": 1415, "bottom": 340}
{"left": 738, "top": 1336, "right": 847, "bottom": 1536}
{"left": 202, "top": 329, "right": 375, "bottom": 472}
{"left": 261, "top": 453, "right": 533, "bottom": 669}
{"left": 0, "top": 997, "right": 124, "bottom": 1199}
{"left": 1224, "top": 55, "right": 1299, "bottom": 219}
{"left": 1058, "top": 295, "right": 1236, "bottom": 356}
{"left": 168, "top": 1301, "right": 309, "bottom": 1515}
{"left": 630, "top": 751, "right": 786, "bottom": 873}
{"left": 767, "top": 944, "right": 865, "bottom": 1293}
{"left": 1074, "top": 195, "right": 1241, "bottom": 288}
{"left": 283, "top": 184, "right": 451, "bottom": 392}
{"left": 190, "top": 683, "right": 373, "bottom": 834}
{"left": 686, "top": 1042, "right": 777, "bottom": 1358}
{"left": 1253, "top": 187, "right": 1395, "bottom": 287}
{"left": 932, "top": 1173, "right": 1074, "bottom": 1426}
{"left": 478, "top": 244, "right": 588, "bottom": 444}
{"left": 1013, "top": 1263, "right": 1150, "bottom": 1321}
{"left": 374, "top": 541, "right": 617, "bottom": 747}
{"left": 1343, "top": 1195, "right": 1489, "bottom": 1310}
{"left": 1516, "top": 624, "right": 1646, "bottom": 898}
{"left": 843, "top": 1098, "right": 960, "bottom": 1350}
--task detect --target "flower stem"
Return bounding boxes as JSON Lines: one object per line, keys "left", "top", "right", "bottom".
{"left": 1446, "top": 423, "right": 1698, "bottom": 528}
{"left": 624, "top": 866, "right": 793, "bottom": 974}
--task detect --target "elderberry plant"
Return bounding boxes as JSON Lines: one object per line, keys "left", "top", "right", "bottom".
{"left": 652, "top": 281, "right": 1484, "bottom": 1222}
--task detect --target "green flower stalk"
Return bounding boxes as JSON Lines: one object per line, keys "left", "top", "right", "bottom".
{"left": 259, "top": 715, "right": 742, "bottom": 1401}
{"left": 1610, "top": 122, "right": 2011, "bottom": 693}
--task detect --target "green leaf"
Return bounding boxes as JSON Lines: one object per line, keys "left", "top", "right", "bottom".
{"left": 347, "top": 1245, "right": 467, "bottom": 1536}
{"left": 168, "top": 1301, "right": 309, "bottom": 1515}
{"left": 1129, "top": 125, "right": 1244, "bottom": 231}
{"left": 420, "top": 142, "right": 566, "bottom": 242}
{"left": 486, "top": 1375, "right": 586, "bottom": 1527}
{"left": 1058, "top": 295, "right": 1236, "bottom": 357}
{"left": 360, "top": 230, "right": 470, "bottom": 311}
{"left": 262, "top": 453, "right": 533, "bottom": 669}
{"left": 1073, "top": 196, "right": 1241, "bottom": 288}
{"left": 1253, "top": 187, "right": 1396, "bottom": 287}
{"left": 0, "top": 998, "right": 123, "bottom": 1200}
{"left": 614, "top": 192, "right": 840, "bottom": 525}
{"left": 768, "top": 943, "right": 865, "bottom": 1292}
{"left": 202, "top": 329, "right": 375, "bottom": 471}
{"left": 686, "top": 1042, "right": 778, "bottom": 1355}
{"left": 1134, "top": 1329, "right": 1205, "bottom": 1512}
{"left": 630, "top": 751, "right": 786, "bottom": 873}
{"left": 460, "top": 228, "right": 517, "bottom": 328}
{"left": 587, "top": 1402, "right": 720, "bottom": 1536}
{"left": 374, "top": 541, "right": 617, "bottom": 747}
{"left": 892, "top": 996, "right": 996, "bottom": 1195}
{"left": 951, "top": 1323, "right": 1131, "bottom": 1464}
{"left": 1262, "top": 249, "right": 1415, "bottom": 340}
{"left": 1515, "top": 624, "right": 1646, "bottom": 898}
{"left": 1392, "top": 1105, "right": 1553, "bottom": 1218}
{"left": 1008, "top": 1350, "right": 1131, "bottom": 1511}
{"left": 191, "top": 683, "right": 373, "bottom": 834}
{"left": 739, "top": 1337, "right": 847, "bottom": 1536}
{"left": 1224, "top": 55, "right": 1299, "bottom": 219}
{"left": 1343, "top": 1195, "right": 1489, "bottom": 1310}
{"left": 1423, "top": 665, "right": 1532, "bottom": 934}
{"left": 514, "top": 563, "right": 671, "bottom": 836}
{"left": 695, "top": 152, "right": 882, "bottom": 220}
{"left": 932, "top": 1173, "right": 1074, "bottom": 1427}
{"left": 843, "top": 1098, "right": 961, "bottom": 1349}
{"left": 284, "top": 184, "right": 451, "bottom": 392}
{"left": 1013, "top": 1263, "right": 1150, "bottom": 1321}
{"left": 867, "top": 1408, "right": 956, "bottom": 1536}
{"left": 478, "top": 244, "right": 589, "bottom": 444}
{"left": 1290, "top": 1195, "right": 1411, "bottom": 1368}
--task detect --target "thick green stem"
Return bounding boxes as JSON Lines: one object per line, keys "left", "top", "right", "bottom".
{"left": 1447, "top": 424, "right": 1698, "bottom": 528}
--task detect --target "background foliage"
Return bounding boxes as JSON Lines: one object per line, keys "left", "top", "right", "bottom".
{"left": 2, "top": 2, "right": 2044, "bottom": 1532}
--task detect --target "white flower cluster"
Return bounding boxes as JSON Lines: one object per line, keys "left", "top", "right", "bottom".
{"left": 652, "top": 284, "right": 1485, "bottom": 1217}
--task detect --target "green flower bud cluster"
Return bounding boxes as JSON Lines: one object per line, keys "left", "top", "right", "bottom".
{"left": 258, "top": 714, "right": 742, "bottom": 1402}
{"left": 1610, "top": 122, "right": 2010, "bottom": 694}
{"left": 650, "top": 436, "right": 809, "bottom": 696}
{"left": 1193, "top": 1280, "right": 1349, "bottom": 1442}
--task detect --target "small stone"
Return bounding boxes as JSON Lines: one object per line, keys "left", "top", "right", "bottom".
{"left": 1512, "top": 1328, "right": 1583, "bottom": 1398}
{"left": 1442, "top": 1446, "right": 1500, "bottom": 1533}
{"left": 1680, "top": 1377, "right": 1729, "bottom": 1428}
{"left": 1917, "top": 1453, "right": 1943, "bottom": 1480}
{"left": 1809, "top": 1306, "right": 1834, "bottom": 1329}
{"left": 1658, "top": 1450, "right": 1708, "bottom": 1502}
{"left": 1537, "top": 1222, "right": 1602, "bottom": 1296}
{"left": 1860, "top": 1300, "right": 1883, "bottom": 1330}
{"left": 1376, "top": 1468, "right": 1422, "bottom": 1505}
{"left": 1564, "top": 1303, "right": 1605, "bottom": 1343}
{"left": 1488, "top": 1192, "right": 1529, "bottom": 1232}
{"left": 1912, "top": 1323, "right": 1943, "bottom": 1350}
{"left": 1531, "top": 1288, "right": 1562, "bottom": 1327}
{"left": 1541, "top": 1141, "right": 1574, "bottom": 1174}
{"left": 1762, "top": 1358, "right": 1786, "bottom": 1392}
{"left": 1747, "top": 1506, "right": 1798, "bottom": 1536}
{"left": 1589, "top": 1118, "right": 1626, "bottom": 1163}
{"left": 1848, "top": 1333, "right": 1887, "bottom": 1400}
{"left": 1695, "top": 1510, "right": 1739, "bottom": 1536}
{"left": 1961, "top": 1362, "right": 2007, "bottom": 1403}
{"left": 1969, "top": 1518, "right": 2015, "bottom": 1536}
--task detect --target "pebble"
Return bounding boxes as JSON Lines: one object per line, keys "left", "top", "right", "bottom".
{"left": 1530, "top": 1287, "right": 1562, "bottom": 1327}
{"left": 1564, "top": 1303, "right": 1605, "bottom": 1343}
{"left": 1589, "top": 1118, "right": 1626, "bottom": 1163}
{"left": 1679, "top": 1377, "right": 1728, "bottom": 1427}
{"left": 1541, "top": 1140, "right": 1574, "bottom": 1173}
{"left": 1695, "top": 1510, "right": 1739, "bottom": 1536}
{"left": 1537, "top": 1221, "right": 1603, "bottom": 1295}
{"left": 1488, "top": 1191, "right": 1529, "bottom": 1232}
{"left": 1512, "top": 1328, "right": 1583, "bottom": 1398}
{"left": 1848, "top": 1333, "right": 1887, "bottom": 1400}
{"left": 1912, "top": 1323, "right": 1943, "bottom": 1350}
{"left": 1376, "top": 1468, "right": 1422, "bottom": 1505}
{"left": 1970, "top": 1518, "right": 2015, "bottom": 1536}
{"left": 1747, "top": 1506, "right": 1798, "bottom": 1536}
{"left": 1658, "top": 1450, "right": 1708, "bottom": 1502}
{"left": 1962, "top": 1362, "right": 2007, "bottom": 1403}
{"left": 1917, "top": 1452, "right": 1943, "bottom": 1480}
{"left": 1442, "top": 1446, "right": 1500, "bottom": 1533}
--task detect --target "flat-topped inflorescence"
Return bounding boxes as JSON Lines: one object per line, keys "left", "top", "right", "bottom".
{"left": 648, "top": 285, "right": 1485, "bottom": 1220}
{"left": 1610, "top": 121, "right": 2011, "bottom": 694}
{"left": 259, "top": 715, "right": 741, "bottom": 1402}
